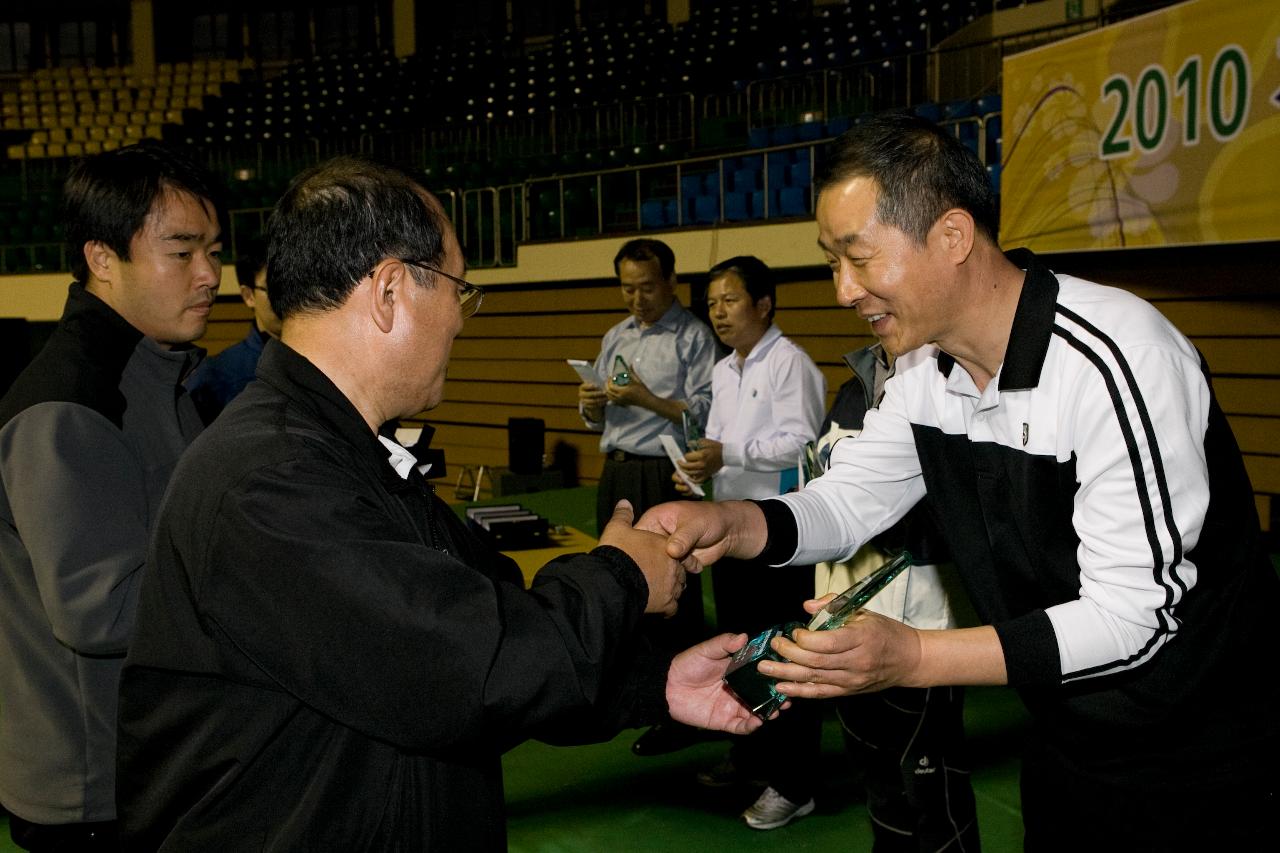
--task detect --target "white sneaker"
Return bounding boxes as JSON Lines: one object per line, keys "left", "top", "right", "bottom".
{"left": 740, "top": 786, "right": 815, "bottom": 830}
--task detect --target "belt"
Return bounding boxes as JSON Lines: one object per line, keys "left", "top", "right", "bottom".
{"left": 606, "top": 449, "right": 660, "bottom": 463}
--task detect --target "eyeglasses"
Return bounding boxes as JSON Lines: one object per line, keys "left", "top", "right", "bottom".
{"left": 399, "top": 258, "right": 485, "bottom": 319}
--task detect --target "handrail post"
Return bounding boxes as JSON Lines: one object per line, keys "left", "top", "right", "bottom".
{"left": 675, "top": 162, "right": 684, "bottom": 226}
{"left": 558, "top": 178, "right": 565, "bottom": 239}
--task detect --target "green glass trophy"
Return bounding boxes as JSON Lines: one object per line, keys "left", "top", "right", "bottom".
{"left": 723, "top": 550, "right": 913, "bottom": 719}
{"left": 681, "top": 409, "right": 703, "bottom": 454}
{"left": 612, "top": 355, "right": 631, "bottom": 386}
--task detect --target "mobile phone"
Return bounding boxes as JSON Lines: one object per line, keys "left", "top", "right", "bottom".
{"left": 567, "top": 358, "right": 605, "bottom": 386}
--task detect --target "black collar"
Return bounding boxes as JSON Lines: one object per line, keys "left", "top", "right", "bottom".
{"left": 255, "top": 339, "right": 412, "bottom": 493}
{"left": 934, "top": 248, "right": 1059, "bottom": 391}
{"left": 0, "top": 283, "right": 145, "bottom": 430}
{"left": 998, "top": 248, "right": 1058, "bottom": 391}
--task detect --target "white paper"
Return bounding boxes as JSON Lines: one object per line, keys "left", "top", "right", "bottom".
{"left": 659, "top": 434, "right": 706, "bottom": 497}
{"left": 567, "top": 358, "right": 606, "bottom": 386}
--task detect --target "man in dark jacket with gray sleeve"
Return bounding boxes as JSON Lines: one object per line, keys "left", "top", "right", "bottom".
{"left": 0, "top": 142, "right": 224, "bottom": 851}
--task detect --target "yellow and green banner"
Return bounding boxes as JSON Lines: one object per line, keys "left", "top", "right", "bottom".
{"left": 1001, "top": 0, "right": 1280, "bottom": 250}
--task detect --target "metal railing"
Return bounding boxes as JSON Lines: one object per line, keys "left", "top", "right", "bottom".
{"left": 520, "top": 137, "right": 826, "bottom": 242}
{"left": 0, "top": 107, "right": 1001, "bottom": 275}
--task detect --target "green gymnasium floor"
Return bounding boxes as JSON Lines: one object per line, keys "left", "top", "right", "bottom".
{"left": 502, "top": 687, "right": 1029, "bottom": 851}
{"left": 0, "top": 689, "right": 1029, "bottom": 852}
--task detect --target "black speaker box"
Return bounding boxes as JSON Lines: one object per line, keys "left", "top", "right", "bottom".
{"left": 508, "top": 417, "right": 545, "bottom": 475}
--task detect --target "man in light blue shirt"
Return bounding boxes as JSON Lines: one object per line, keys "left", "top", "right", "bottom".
{"left": 579, "top": 238, "right": 718, "bottom": 756}
{"left": 579, "top": 239, "right": 717, "bottom": 535}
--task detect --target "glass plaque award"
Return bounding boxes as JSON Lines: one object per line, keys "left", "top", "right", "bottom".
{"left": 722, "top": 550, "right": 913, "bottom": 718}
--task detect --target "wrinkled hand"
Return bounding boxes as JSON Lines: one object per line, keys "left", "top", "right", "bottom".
{"left": 756, "top": 609, "right": 923, "bottom": 698}
{"left": 676, "top": 439, "right": 723, "bottom": 484}
{"left": 598, "top": 500, "right": 700, "bottom": 616}
{"left": 578, "top": 381, "right": 607, "bottom": 422}
{"left": 605, "top": 369, "right": 653, "bottom": 408}
{"left": 635, "top": 499, "right": 767, "bottom": 565}
{"left": 667, "top": 633, "right": 770, "bottom": 734}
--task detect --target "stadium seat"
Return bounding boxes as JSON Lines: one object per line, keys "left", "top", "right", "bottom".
{"left": 975, "top": 94, "right": 1002, "bottom": 116}
{"left": 733, "top": 167, "right": 760, "bottom": 193}
{"left": 679, "top": 174, "right": 703, "bottom": 203}
{"left": 778, "top": 186, "right": 808, "bottom": 217}
{"left": 723, "top": 191, "right": 750, "bottom": 222}
{"left": 788, "top": 161, "right": 812, "bottom": 188}
{"left": 796, "top": 121, "right": 824, "bottom": 142}
{"left": 826, "top": 115, "right": 852, "bottom": 136}
{"left": 751, "top": 188, "right": 779, "bottom": 219}
{"left": 766, "top": 152, "right": 789, "bottom": 190}
{"left": 913, "top": 102, "right": 943, "bottom": 123}
{"left": 640, "top": 199, "right": 667, "bottom": 229}
{"left": 690, "top": 194, "right": 716, "bottom": 225}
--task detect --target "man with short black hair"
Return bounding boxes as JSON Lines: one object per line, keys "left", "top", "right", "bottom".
{"left": 641, "top": 112, "right": 1280, "bottom": 849}
{"left": 0, "top": 141, "right": 224, "bottom": 851}
{"left": 580, "top": 239, "right": 717, "bottom": 535}
{"left": 116, "top": 157, "right": 761, "bottom": 851}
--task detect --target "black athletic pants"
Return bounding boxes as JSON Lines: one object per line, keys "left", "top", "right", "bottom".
{"left": 714, "top": 555, "right": 823, "bottom": 805}
{"left": 836, "top": 686, "right": 980, "bottom": 852}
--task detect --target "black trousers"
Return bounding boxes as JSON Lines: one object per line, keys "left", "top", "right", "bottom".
{"left": 1020, "top": 734, "right": 1278, "bottom": 853}
{"left": 596, "top": 453, "right": 704, "bottom": 650}
{"left": 714, "top": 555, "right": 823, "bottom": 804}
{"left": 836, "top": 686, "right": 980, "bottom": 852}
{"left": 8, "top": 815, "right": 119, "bottom": 853}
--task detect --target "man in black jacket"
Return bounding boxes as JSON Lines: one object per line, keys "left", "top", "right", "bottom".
{"left": 0, "top": 142, "right": 223, "bottom": 852}
{"left": 116, "top": 156, "right": 762, "bottom": 852}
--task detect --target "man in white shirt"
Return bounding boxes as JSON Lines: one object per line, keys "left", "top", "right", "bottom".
{"left": 676, "top": 256, "right": 826, "bottom": 830}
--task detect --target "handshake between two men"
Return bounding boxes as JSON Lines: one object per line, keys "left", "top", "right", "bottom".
{"left": 604, "top": 496, "right": 905, "bottom": 735}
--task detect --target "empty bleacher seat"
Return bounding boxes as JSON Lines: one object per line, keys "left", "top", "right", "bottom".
{"left": 795, "top": 121, "right": 824, "bottom": 142}
{"left": 778, "top": 186, "right": 808, "bottom": 217}
{"left": 724, "top": 191, "right": 750, "bottom": 222}
{"left": 752, "top": 188, "right": 779, "bottom": 219}
{"left": 640, "top": 199, "right": 667, "bottom": 229}
{"left": 692, "top": 194, "right": 717, "bottom": 224}
{"left": 788, "top": 161, "right": 812, "bottom": 188}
